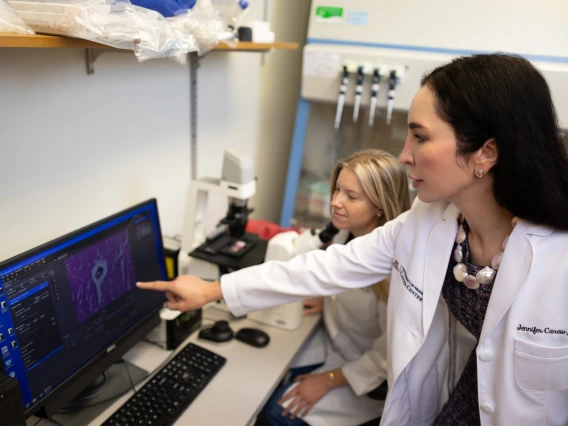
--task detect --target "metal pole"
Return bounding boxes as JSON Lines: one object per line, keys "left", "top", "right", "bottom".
{"left": 189, "top": 51, "right": 199, "bottom": 180}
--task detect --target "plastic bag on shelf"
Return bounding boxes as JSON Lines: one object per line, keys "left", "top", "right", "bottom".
{"left": 0, "top": 0, "right": 34, "bottom": 33}
{"left": 168, "top": 7, "right": 238, "bottom": 55}
{"left": 110, "top": 3, "right": 198, "bottom": 63}
{"left": 8, "top": 0, "right": 197, "bottom": 62}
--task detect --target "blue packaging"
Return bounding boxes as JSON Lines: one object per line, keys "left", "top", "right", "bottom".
{"left": 131, "top": 0, "right": 196, "bottom": 17}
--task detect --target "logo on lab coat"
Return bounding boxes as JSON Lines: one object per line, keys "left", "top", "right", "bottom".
{"left": 393, "top": 260, "right": 423, "bottom": 302}
{"left": 517, "top": 324, "right": 567, "bottom": 335}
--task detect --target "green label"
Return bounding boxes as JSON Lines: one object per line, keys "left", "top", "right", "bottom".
{"left": 315, "top": 6, "right": 344, "bottom": 23}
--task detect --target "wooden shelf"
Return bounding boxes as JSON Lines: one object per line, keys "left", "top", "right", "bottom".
{"left": 0, "top": 33, "right": 298, "bottom": 51}
{"left": 0, "top": 33, "right": 106, "bottom": 49}
{"left": 214, "top": 41, "right": 298, "bottom": 52}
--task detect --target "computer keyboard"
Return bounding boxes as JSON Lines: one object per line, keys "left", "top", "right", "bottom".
{"left": 102, "top": 342, "right": 226, "bottom": 426}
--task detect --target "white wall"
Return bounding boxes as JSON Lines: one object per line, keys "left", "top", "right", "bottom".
{"left": 308, "top": 0, "right": 568, "bottom": 57}
{"left": 0, "top": 2, "right": 271, "bottom": 261}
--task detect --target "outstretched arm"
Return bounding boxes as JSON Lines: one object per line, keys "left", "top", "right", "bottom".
{"left": 137, "top": 211, "right": 407, "bottom": 316}
{"left": 136, "top": 276, "right": 222, "bottom": 312}
{"left": 222, "top": 213, "right": 405, "bottom": 317}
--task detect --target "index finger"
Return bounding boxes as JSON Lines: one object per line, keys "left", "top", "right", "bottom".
{"left": 136, "top": 280, "right": 173, "bottom": 291}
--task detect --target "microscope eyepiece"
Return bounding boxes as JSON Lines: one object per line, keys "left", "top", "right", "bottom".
{"left": 318, "top": 222, "right": 339, "bottom": 244}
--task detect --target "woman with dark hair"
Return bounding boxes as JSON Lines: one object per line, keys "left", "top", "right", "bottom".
{"left": 139, "top": 54, "right": 568, "bottom": 425}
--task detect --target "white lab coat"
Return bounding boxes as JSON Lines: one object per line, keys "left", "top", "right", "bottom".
{"left": 278, "top": 231, "right": 387, "bottom": 426}
{"left": 221, "top": 199, "right": 568, "bottom": 426}
{"left": 282, "top": 288, "right": 387, "bottom": 426}
{"left": 282, "top": 231, "right": 387, "bottom": 426}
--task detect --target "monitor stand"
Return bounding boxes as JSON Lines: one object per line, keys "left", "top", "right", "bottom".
{"left": 51, "top": 360, "right": 147, "bottom": 426}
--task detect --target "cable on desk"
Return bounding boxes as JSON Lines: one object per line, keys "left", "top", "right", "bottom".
{"left": 144, "top": 337, "right": 167, "bottom": 349}
{"left": 67, "top": 360, "right": 139, "bottom": 408}
{"left": 120, "top": 359, "right": 137, "bottom": 394}
{"left": 30, "top": 361, "right": 140, "bottom": 425}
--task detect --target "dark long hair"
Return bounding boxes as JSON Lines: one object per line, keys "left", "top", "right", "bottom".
{"left": 421, "top": 54, "right": 568, "bottom": 230}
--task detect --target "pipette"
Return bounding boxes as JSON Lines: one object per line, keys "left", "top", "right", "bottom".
{"left": 386, "top": 69, "right": 398, "bottom": 126}
{"left": 334, "top": 65, "right": 349, "bottom": 129}
{"left": 352, "top": 65, "right": 365, "bottom": 123}
{"left": 368, "top": 67, "right": 381, "bottom": 126}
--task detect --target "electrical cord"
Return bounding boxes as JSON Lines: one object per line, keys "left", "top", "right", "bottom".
{"left": 143, "top": 337, "right": 167, "bottom": 349}
{"left": 119, "top": 359, "right": 137, "bottom": 394}
{"left": 35, "top": 360, "right": 150, "bottom": 424}
{"left": 59, "top": 360, "right": 140, "bottom": 410}
{"left": 31, "top": 414, "right": 63, "bottom": 425}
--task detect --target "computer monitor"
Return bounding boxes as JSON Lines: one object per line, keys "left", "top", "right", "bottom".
{"left": 0, "top": 199, "right": 167, "bottom": 419}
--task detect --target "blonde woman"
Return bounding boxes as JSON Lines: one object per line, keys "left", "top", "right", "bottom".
{"left": 263, "top": 150, "right": 410, "bottom": 426}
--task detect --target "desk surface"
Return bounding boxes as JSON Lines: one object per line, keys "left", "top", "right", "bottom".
{"left": 29, "top": 307, "right": 320, "bottom": 426}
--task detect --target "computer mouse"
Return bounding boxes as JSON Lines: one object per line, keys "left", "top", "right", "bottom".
{"left": 198, "top": 320, "right": 234, "bottom": 343}
{"left": 235, "top": 327, "right": 270, "bottom": 348}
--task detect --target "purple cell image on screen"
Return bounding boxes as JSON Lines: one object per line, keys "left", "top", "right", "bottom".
{"left": 65, "top": 230, "right": 136, "bottom": 324}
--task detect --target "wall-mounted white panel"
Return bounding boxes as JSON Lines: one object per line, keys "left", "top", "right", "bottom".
{"left": 308, "top": 0, "right": 568, "bottom": 58}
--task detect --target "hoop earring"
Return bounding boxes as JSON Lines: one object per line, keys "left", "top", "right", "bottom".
{"left": 475, "top": 170, "right": 484, "bottom": 178}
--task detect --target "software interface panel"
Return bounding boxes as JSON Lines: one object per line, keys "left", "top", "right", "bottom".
{"left": 0, "top": 202, "right": 166, "bottom": 411}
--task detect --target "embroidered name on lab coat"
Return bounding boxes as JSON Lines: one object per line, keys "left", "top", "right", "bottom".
{"left": 517, "top": 324, "right": 568, "bottom": 335}
{"left": 393, "top": 260, "right": 423, "bottom": 302}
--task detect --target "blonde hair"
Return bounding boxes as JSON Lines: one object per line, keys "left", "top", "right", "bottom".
{"left": 330, "top": 149, "right": 410, "bottom": 301}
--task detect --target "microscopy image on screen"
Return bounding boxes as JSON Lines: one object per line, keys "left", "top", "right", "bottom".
{"left": 65, "top": 230, "right": 136, "bottom": 324}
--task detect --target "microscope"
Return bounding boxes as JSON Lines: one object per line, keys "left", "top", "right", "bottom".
{"left": 178, "top": 149, "right": 257, "bottom": 280}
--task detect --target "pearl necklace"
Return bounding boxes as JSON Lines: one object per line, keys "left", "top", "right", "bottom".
{"left": 452, "top": 216, "right": 518, "bottom": 290}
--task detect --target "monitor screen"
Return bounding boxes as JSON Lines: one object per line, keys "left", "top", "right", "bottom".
{"left": 0, "top": 199, "right": 167, "bottom": 415}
